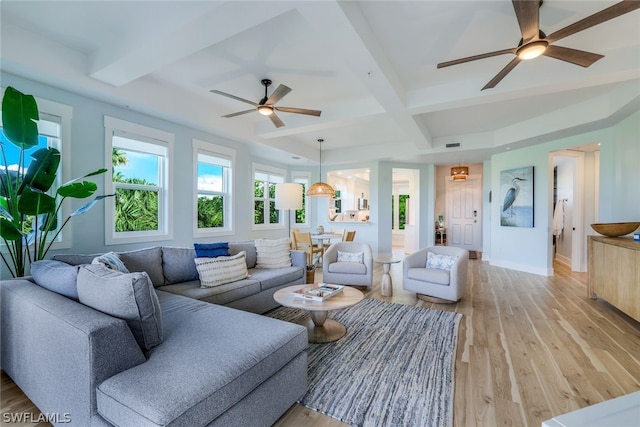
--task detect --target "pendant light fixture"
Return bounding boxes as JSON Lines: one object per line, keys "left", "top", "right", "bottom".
{"left": 451, "top": 165, "right": 469, "bottom": 181}
{"left": 307, "top": 138, "right": 335, "bottom": 197}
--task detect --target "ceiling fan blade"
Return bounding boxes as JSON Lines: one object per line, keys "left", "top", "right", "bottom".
{"left": 210, "top": 90, "right": 258, "bottom": 107}
{"left": 512, "top": 0, "right": 540, "bottom": 42}
{"left": 265, "top": 84, "right": 292, "bottom": 105}
{"left": 222, "top": 109, "right": 255, "bottom": 118}
{"left": 482, "top": 57, "right": 522, "bottom": 90}
{"left": 542, "top": 45, "right": 604, "bottom": 67}
{"left": 268, "top": 112, "right": 285, "bottom": 128}
{"left": 546, "top": 0, "right": 640, "bottom": 44}
{"left": 275, "top": 106, "right": 322, "bottom": 117}
{"left": 437, "top": 48, "right": 517, "bottom": 68}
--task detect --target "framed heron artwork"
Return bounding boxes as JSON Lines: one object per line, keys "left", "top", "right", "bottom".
{"left": 500, "top": 166, "right": 534, "bottom": 227}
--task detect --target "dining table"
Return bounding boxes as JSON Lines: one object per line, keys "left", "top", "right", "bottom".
{"left": 310, "top": 232, "right": 344, "bottom": 250}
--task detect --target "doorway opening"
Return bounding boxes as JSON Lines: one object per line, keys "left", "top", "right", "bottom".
{"left": 392, "top": 168, "right": 419, "bottom": 254}
{"left": 550, "top": 143, "right": 600, "bottom": 272}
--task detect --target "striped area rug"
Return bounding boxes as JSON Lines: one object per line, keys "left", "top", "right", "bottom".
{"left": 267, "top": 298, "right": 461, "bottom": 427}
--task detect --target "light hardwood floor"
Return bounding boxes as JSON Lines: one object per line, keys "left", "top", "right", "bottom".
{"left": 2, "top": 254, "right": 639, "bottom": 426}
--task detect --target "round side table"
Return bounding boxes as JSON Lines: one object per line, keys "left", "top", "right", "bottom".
{"left": 374, "top": 254, "right": 402, "bottom": 297}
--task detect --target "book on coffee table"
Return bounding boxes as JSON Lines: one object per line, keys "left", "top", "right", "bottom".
{"left": 293, "top": 283, "right": 344, "bottom": 301}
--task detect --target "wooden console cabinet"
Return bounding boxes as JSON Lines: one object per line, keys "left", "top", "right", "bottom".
{"left": 588, "top": 235, "right": 640, "bottom": 322}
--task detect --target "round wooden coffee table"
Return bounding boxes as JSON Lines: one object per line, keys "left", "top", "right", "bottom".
{"left": 274, "top": 284, "right": 364, "bottom": 343}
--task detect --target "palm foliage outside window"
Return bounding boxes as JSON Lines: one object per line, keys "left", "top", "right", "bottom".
{"left": 253, "top": 166, "right": 284, "bottom": 227}
{"left": 105, "top": 116, "right": 173, "bottom": 244}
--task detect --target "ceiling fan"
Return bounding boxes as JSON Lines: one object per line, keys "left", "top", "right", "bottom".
{"left": 210, "top": 79, "right": 321, "bottom": 128}
{"left": 437, "top": 0, "right": 640, "bottom": 90}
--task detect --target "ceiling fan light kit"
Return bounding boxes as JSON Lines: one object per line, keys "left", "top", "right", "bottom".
{"left": 257, "top": 105, "right": 273, "bottom": 116}
{"left": 437, "top": 0, "right": 640, "bottom": 90}
{"left": 517, "top": 40, "right": 548, "bottom": 60}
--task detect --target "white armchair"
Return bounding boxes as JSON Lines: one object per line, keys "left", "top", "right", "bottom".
{"left": 402, "top": 246, "right": 469, "bottom": 303}
{"left": 322, "top": 242, "right": 373, "bottom": 288}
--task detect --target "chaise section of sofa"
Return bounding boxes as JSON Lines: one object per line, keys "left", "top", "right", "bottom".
{"left": 96, "top": 291, "right": 308, "bottom": 427}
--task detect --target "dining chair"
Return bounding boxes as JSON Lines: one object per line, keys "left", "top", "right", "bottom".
{"left": 293, "top": 231, "right": 324, "bottom": 265}
{"left": 344, "top": 231, "right": 356, "bottom": 241}
{"left": 290, "top": 228, "right": 300, "bottom": 250}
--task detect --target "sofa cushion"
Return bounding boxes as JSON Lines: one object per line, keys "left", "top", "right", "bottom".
{"left": 92, "top": 252, "right": 129, "bottom": 273}
{"left": 96, "top": 291, "right": 307, "bottom": 427}
{"left": 117, "top": 247, "right": 164, "bottom": 287}
{"left": 160, "top": 278, "right": 260, "bottom": 305}
{"left": 248, "top": 266, "right": 304, "bottom": 291}
{"left": 407, "top": 267, "right": 451, "bottom": 286}
{"left": 328, "top": 261, "right": 367, "bottom": 275}
{"left": 426, "top": 251, "right": 458, "bottom": 271}
{"left": 195, "top": 251, "right": 249, "bottom": 288}
{"left": 337, "top": 251, "right": 364, "bottom": 263}
{"left": 53, "top": 253, "right": 100, "bottom": 266}
{"left": 229, "top": 241, "right": 257, "bottom": 268}
{"left": 30, "top": 260, "right": 80, "bottom": 299}
{"left": 77, "top": 264, "right": 163, "bottom": 351}
{"left": 162, "top": 246, "right": 198, "bottom": 284}
{"left": 53, "top": 248, "right": 164, "bottom": 287}
{"left": 255, "top": 238, "right": 292, "bottom": 269}
{"left": 194, "top": 242, "right": 230, "bottom": 258}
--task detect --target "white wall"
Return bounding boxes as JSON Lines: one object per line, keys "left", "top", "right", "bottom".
{"left": 488, "top": 110, "right": 640, "bottom": 276}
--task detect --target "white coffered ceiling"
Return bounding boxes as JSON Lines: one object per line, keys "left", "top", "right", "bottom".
{"left": 1, "top": 1, "right": 639, "bottom": 167}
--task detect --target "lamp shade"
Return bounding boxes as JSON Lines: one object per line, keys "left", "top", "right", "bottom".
{"left": 306, "top": 181, "right": 335, "bottom": 197}
{"left": 451, "top": 166, "right": 469, "bottom": 181}
{"left": 275, "top": 183, "right": 303, "bottom": 210}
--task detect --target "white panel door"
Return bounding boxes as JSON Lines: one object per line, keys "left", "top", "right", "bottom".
{"left": 446, "top": 177, "right": 482, "bottom": 251}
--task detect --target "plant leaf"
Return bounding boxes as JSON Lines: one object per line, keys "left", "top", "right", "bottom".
{"left": 1, "top": 86, "right": 39, "bottom": 149}
{"left": 57, "top": 181, "right": 98, "bottom": 198}
{"left": 0, "top": 217, "right": 22, "bottom": 240}
{"left": 61, "top": 168, "right": 107, "bottom": 187}
{"left": 17, "top": 187, "right": 56, "bottom": 215}
{"left": 22, "top": 147, "right": 60, "bottom": 192}
{"left": 71, "top": 194, "right": 113, "bottom": 216}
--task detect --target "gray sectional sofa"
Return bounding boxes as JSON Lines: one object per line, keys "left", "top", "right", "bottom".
{"left": 0, "top": 241, "right": 309, "bottom": 426}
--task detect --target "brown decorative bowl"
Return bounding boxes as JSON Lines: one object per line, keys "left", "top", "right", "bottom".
{"left": 591, "top": 222, "right": 640, "bottom": 237}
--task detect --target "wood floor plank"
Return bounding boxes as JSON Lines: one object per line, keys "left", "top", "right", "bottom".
{"left": 3, "top": 254, "right": 639, "bottom": 427}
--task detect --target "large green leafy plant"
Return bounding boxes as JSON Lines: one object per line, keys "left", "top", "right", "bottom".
{"left": 0, "top": 86, "right": 110, "bottom": 277}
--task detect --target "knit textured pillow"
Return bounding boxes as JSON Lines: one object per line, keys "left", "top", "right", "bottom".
{"left": 92, "top": 252, "right": 129, "bottom": 273}
{"left": 254, "top": 237, "right": 292, "bottom": 269}
{"left": 195, "top": 251, "right": 249, "bottom": 288}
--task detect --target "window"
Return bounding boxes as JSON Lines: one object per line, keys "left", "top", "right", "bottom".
{"left": 0, "top": 91, "right": 72, "bottom": 250}
{"left": 292, "top": 171, "right": 310, "bottom": 226}
{"left": 253, "top": 164, "right": 284, "bottom": 229}
{"left": 193, "top": 139, "right": 234, "bottom": 237}
{"left": 104, "top": 116, "right": 173, "bottom": 244}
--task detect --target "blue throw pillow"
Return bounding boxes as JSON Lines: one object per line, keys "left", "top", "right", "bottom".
{"left": 30, "top": 260, "right": 81, "bottom": 299}
{"left": 194, "top": 242, "right": 230, "bottom": 258}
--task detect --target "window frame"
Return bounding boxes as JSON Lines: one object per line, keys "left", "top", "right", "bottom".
{"left": 252, "top": 163, "right": 285, "bottom": 230}
{"left": 192, "top": 139, "right": 235, "bottom": 237}
{"left": 291, "top": 171, "right": 311, "bottom": 227}
{"left": 0, "top": 89, "right": 73, "bottom": 252}
{"left": 104, "top": 116, "right": 174, "bottom": 245}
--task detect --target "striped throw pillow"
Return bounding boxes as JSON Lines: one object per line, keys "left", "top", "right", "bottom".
{"left": 195, "top": 251, "right": 249, "bottom": 288}
{"left": 255, "top": 238, "right": 292, "bottom": 269}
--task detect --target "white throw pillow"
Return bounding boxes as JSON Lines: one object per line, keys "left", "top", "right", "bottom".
{"left": 254, "top": 237, "right": 292, "bottom": 269}
{"left": 195, "top": 251, "right": 249, "bottom": 288}
{"left": 337, "top": 251, "right": 364, "bottom": 264}
{"left": 426, "top": 252, "right": 458, "bottom": 271}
